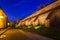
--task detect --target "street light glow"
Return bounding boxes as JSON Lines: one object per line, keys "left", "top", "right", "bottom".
{"left": 0, "top": 16, "right": 4, "bottom": 18}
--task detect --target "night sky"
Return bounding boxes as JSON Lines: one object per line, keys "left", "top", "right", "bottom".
{"left": 0, "top": 0, "right": 56, "bottom": 21}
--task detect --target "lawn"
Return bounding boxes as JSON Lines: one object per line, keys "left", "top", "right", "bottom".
{"left": 17, "top": 25, "right": 60, "bottom": 40}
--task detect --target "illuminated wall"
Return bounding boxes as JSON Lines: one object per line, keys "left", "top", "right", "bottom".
{"left": 0, "top": 9, "right": 7, "bottom": 28}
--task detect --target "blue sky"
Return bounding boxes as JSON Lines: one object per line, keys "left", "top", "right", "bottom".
{"left": 0, "top": 0, "right": 56, "bottom": 21}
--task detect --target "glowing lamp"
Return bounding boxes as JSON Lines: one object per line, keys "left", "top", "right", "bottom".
{"left": 0, "top": 16, "right": 4, "bottom": 18}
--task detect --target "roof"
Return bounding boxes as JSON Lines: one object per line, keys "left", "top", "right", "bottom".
{"left": 0, "top": 9, "right": 7, "bottom": 17}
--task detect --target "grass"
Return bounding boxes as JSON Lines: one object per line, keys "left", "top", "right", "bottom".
{"left": 17, "top": 25, "right": 60, "bottom": 40}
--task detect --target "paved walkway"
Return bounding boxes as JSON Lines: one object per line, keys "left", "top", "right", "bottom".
{"left": 0, "top": 29, "right": 54, "bottom": 40}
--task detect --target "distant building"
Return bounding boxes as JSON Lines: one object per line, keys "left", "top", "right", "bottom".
{"left": 0, "top": 9, "right": 7, "bottom": 28}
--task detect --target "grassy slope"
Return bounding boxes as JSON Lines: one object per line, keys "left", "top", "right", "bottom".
{"left": 18, "top": 26, "right": 60, "bottom": 40}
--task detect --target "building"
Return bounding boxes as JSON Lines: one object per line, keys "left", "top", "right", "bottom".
{"left": 18, "top": 0, "right": 60, "bottom": 27}
{"left": 0, "top": 9, "right": 7, "bottom": 28}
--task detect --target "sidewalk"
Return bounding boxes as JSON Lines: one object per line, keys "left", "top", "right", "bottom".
{"left": 0, "top": 27, "right": 10, "bottom": 36}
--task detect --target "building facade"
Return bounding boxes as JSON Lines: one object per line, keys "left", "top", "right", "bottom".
{"left": 18, "top": 0, "right": 60, "bottom": 27}
{"left": 0, "top": 9, "right": 7, "bottom": 28}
